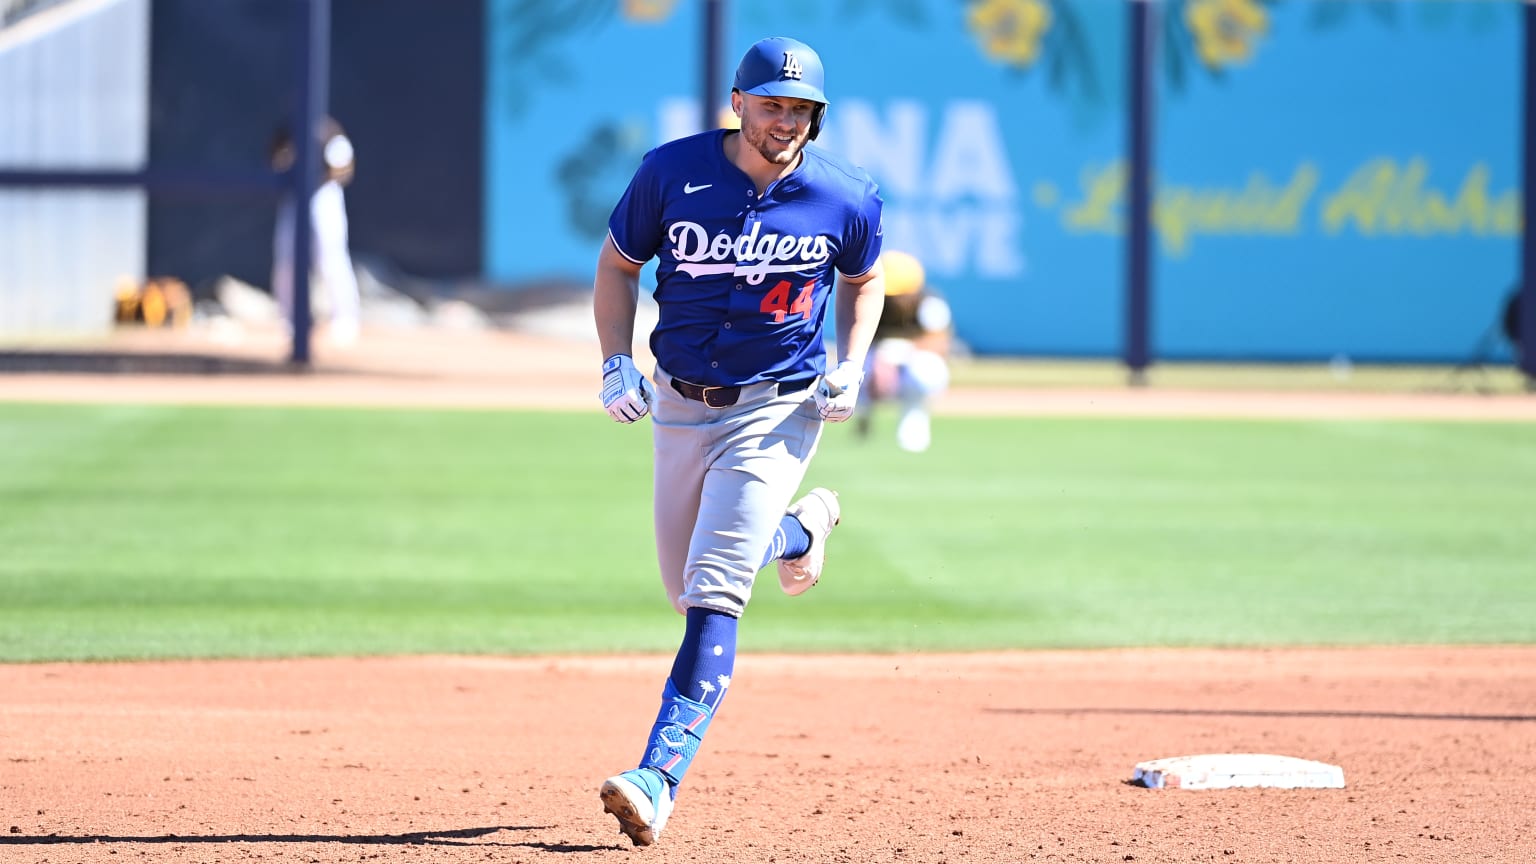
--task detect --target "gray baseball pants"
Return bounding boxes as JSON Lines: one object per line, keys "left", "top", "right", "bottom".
{"left": 649, "top": 364, "right": 823, "bottom": 617}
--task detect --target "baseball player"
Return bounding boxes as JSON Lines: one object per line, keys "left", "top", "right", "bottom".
{"left": 855, "top": 249, "right": 953, "bottom": 453}
{"left": 592, "top": 36, "right": 886, "bottom": 847}
{"left": 270, "top": 116, "right": 362, "bottom": 347}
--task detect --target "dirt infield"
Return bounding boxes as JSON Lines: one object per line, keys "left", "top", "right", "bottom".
{"left": 3, "top": 324, "right": 1535, "bottom": 862}
{"left": 3, "top": 649, "right": 1534, "bottom": 863}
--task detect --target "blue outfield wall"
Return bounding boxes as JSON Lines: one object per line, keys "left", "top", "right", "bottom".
{"left": 484, "top": 0, "right": 1521, "bottom": 364}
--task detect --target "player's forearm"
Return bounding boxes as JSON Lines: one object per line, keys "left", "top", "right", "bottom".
{"left": 594, "top": 283, "right": 639, "bottom": 360}
{"left": 593, "top": 247, "right": 642, "bottom": 360}
{"left": 834, "top": 274, "right": 886, "bottom": 367}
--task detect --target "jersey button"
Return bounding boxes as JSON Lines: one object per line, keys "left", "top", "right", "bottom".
{"left": 711, "top": 361, "right": 719, "bottom": 368}
{"left": 724, "top": 322, "right": 732, "bottom": 329}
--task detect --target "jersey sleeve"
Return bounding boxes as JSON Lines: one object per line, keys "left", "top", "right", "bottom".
{"left": 835, "top": 176, "right": 885, "bottom": 279}
{"left": 607, "top": 149, "right": 665, "bottom": 265}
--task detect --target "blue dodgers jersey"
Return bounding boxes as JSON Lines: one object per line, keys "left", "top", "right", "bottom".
{"left": 608, "top": 129, "right": 884, "bottom": 387}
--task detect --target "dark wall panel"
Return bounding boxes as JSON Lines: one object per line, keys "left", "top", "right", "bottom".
{"left": 147, "top": 0, "right": 483, "bottom": 295}
{"left": 329, "top": 0, "right": 483, "bottom": 282}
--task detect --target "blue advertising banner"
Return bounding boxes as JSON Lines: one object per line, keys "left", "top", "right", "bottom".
{"left": 1148, "top": 0, "right": 1520, "bottom": 362}
{"left": 484, "top": 0, "right": 1520, "bottom": 363}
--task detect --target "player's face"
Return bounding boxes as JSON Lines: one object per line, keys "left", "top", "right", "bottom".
{"left": 736, "top": 93, "right": 817, "bottom": 166}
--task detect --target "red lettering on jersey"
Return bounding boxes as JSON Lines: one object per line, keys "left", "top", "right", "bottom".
{"left": 790, "top": 280, "right": 815, "bottom": 319}
{"left": 760, "top": 279, "right": 817, "bottom": 323}
{"left": 760, "top": 281, "right": 790, "bottom": 322}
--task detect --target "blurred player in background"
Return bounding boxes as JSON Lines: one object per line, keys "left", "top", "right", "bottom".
{"left": 855, "top": 249, "right": 952, "bottom": 453}
{"left": 270, "top": 116, "right": 362, "bottom": 347}
{"left": 591, "top": 36, "right": 886, "bottom": 847}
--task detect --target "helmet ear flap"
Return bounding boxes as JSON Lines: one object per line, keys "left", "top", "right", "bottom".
{"left": 810, "top": 103, "right": 826, "bottom": 141}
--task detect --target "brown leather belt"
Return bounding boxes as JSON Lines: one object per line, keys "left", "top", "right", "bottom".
{"left": 670, "top": 376, "right": 814, "bottom": 408}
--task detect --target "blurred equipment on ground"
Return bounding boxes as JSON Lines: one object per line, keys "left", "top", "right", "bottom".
{"left": 114, "top": 276, "right": 192, "bottom": 329}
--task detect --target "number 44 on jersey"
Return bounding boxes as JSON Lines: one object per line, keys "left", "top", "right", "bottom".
{"left": 760, "top": 278, "right": 815, "bottom": 323}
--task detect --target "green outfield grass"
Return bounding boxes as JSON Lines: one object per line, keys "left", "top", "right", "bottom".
{"left": 0, "top": 402, "right": 1532, "bottom": 661}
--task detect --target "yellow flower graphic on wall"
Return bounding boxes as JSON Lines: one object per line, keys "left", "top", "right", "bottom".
{"left": 622, "top": 0, "right": 677, "bottom": 22}
{"left": 968, "top": 0, "right": 1053, "bottom": 66}
{"left": 1185, "top": 0, "right": 1269, "bottom": 69}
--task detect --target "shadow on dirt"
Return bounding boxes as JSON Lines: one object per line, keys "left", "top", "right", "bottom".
{"left": 0, "top": 825, "right": 616, "bottom": 852}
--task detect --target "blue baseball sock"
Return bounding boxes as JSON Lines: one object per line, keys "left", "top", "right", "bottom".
{"left": 669, "top": 606, "right": 737, "bottom": 705}
{"left": 637, "top": 607, "right": 739, "bottom": 799}
{"left": 760, "top": 513, "right": 811, "bottom": 568}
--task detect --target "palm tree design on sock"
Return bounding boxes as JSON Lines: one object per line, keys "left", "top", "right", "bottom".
{"left": 697, "top": 674, "right": 731, "bottom": 712}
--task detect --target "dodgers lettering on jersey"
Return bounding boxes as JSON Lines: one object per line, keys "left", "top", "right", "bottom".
{"left": 608, "top": 129, "right": 884, "bottom": 387}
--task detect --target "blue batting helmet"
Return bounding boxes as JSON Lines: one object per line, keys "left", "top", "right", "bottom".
{"left": 733, "top": 36, "right": 828, "bottom": 139}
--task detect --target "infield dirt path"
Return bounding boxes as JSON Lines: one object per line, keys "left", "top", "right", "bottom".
{"left": 3, "top": 649, "right": 1534, "bottom": 864}
{"left": 2, "top": 323, "right": 1534, "bottom": 863}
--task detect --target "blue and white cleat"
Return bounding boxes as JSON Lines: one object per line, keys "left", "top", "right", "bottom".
{"left": 599, "top": 767, "right": 673, "bottom": 847}
{"left": 778, "top": 487, "right": 840, "bottom": 595}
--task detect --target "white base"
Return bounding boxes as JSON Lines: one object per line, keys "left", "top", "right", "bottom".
{"left": 1131, "top": 753, "right": 1345, "bottom": 790}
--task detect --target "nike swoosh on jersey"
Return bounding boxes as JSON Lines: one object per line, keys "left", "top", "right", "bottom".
{"left": 683, "top": 182, "right": 713, "bottom": 194}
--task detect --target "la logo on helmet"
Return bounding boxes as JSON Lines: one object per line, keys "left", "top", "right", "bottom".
{"left": 780, "top": 52, "right": 803, "bottom": 80}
